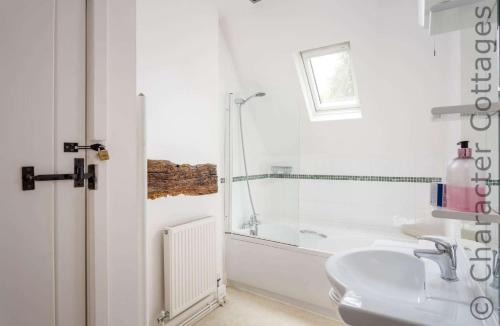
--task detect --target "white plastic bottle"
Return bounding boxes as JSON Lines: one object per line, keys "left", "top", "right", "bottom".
{"left": 446, "top": 141, "right": 484, "bottom": 212}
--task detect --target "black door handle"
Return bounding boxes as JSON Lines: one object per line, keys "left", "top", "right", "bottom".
{"left": 22, "top": 158, "right": 96, "bottom": 191}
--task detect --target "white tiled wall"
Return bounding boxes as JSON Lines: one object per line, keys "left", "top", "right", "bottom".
{"left": 299, "top": 180, "right": 418, "bottom": 227}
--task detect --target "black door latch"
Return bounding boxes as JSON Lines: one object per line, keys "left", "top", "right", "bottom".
{"left": 64, "top": 142, "right": 109, "bottom": 161}
{"left": 64, "top": 142, "right": 105, "bottom": 153}
{"left": 22, "top": 158, "right": 96, "bottom": 191}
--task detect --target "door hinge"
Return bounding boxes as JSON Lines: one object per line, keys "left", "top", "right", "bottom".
{"left": 22, "top": 158, "right": 96, "bottom": 191}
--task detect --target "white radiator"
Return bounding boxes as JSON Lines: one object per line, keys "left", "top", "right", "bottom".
{"left": 163, "top": 217, "right": 217, "bottom": 320}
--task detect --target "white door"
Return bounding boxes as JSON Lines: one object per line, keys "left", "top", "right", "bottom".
{"left": 0, "top": 1, "right": 87, "bottom": 325}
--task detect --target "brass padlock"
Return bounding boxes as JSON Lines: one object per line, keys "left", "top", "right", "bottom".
{"left": 97, "top": 148, "right": 110, "bottom": 161}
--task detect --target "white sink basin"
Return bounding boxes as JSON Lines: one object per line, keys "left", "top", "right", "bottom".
{"left": 327, "top": 249, "right": 425, "bottom": 304}
{"left": 325, "top": 240, "right": 497, "bottom": 326}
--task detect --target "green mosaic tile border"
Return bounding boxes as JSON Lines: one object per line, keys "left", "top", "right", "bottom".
{"left": 220, "top": 174, "right": 500, "bottom": 185}
{"left": 269, "top": 174, "right": 442, "bottom": 183}
{"left": 232, "top": 174, "right": 269, "bottom": 182}
{"left": 220, "top": 174, "right": 269, "bottom": 183}
{"left": 489, "top": 179, "right": 500, "bottom": 186}
{"left": 221, "top": 174, "right": 442, "bottom": 183}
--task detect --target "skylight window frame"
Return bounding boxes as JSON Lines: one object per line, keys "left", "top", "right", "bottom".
{"left": 296, "top": 42, "right": 362, "bottom": 121}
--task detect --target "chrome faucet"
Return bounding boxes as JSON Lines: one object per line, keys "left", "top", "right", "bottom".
{"left": 242, "top": 214, "right": 260, "bottom": 236}
{"left": 414, "top": 236, "right": 458, "bottom": 281}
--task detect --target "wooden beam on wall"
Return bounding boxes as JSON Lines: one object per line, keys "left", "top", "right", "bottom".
{"left": 147, "top": 160, "right": 218, "bottom": 199}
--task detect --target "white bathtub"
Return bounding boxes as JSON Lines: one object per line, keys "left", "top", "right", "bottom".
{"left": 225, "top": 232, "right": 341, "bottom": 319}
{"left": 233, "top": 222, "right": 401, "bottom": 253}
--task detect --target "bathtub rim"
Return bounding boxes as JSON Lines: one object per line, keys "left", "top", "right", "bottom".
{"left": 225, "top": 231, "right": 333, "bottom": 258}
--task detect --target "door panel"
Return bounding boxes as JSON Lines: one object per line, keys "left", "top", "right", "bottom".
{"left": 0, "top": 1, "right": 86, "bottom": 325}
{"left": 55, "top": 0, "right": 86, "bottom": 325}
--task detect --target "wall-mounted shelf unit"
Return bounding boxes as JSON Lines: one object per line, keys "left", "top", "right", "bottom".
{"left": 431, "top": 102, "right": 500, "bottom": 117}
{"left": 432, "top": 208, "right": 500, "bottom": 223}
{"left": 418, "top": 0, "right": 493, "bottom": 35}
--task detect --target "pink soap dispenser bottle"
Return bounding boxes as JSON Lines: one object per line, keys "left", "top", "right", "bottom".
{"left": 446, "top": 141, "right": 484, "bottom": 212}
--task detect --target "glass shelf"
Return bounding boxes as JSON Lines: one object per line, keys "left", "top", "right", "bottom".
{"left": 431, "top": 102, "right": 500, "bottom": 117}
{"left": 432, "top": 207, "right": 500, "bottom": 223}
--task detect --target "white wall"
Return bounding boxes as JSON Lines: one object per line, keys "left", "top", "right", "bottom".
{"left": 137, "top": 1, "right": 223, "bottom": 324}
{"left": 216, "top": 0, "right": 462, "bottom": 233}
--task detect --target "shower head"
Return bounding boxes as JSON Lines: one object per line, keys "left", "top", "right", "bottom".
{"left": 235, "top": 92, "right": 267, "bottom": 105}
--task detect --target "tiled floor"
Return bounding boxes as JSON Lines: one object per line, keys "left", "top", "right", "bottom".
{"left": 196, "top": 287, "right": 344, "bottom": 326}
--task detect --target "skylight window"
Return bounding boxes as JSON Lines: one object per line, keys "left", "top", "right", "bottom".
{"left": 296, "top": 42, "right": 361, "bottom": 121}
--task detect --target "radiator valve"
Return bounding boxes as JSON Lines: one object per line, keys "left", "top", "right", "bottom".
{"left": 156, "top": 311, "right": 169, "bottom": 324}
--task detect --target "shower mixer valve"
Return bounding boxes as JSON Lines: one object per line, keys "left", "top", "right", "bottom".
{"left": 242, "top": 214, "right": 260, "bottom": 236}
